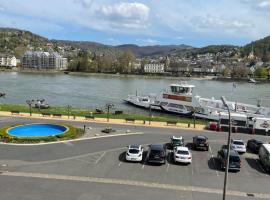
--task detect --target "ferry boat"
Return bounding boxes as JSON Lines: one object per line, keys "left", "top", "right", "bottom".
{"left": 124, "top": 82, "right": 270, "bottom": 120}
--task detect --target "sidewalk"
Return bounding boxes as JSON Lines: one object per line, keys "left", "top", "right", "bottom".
{"left": 0, "top": 111, "right": 206, "bottom": 131}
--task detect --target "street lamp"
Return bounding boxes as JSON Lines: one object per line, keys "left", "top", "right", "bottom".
{"left": 149, "top": 104, "right": 152, "bottom": 125}
{"left": 0, "top": 92, "right": 6, "bottom": 111}
{"left": 105, "top": 103, "right": 114, "bottom": 122}
{"left": 221, "top": 96, "right": 232, "bottom": 200}
{"left": 67, "top": 105, "right": 71, "bottom": 119}
{"left": 26, "top": 99, "right": 35, "bottom": 116}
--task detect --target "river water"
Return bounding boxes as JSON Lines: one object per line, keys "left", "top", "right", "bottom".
{"left": 0, "top": 72, "right": 270, "bottom": 115}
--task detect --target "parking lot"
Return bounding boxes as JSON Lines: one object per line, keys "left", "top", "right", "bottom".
{"left": 5, "top": 138, "right": 269, "bottom": 197}
{"left": 1, "top": 117, "right": 270, "bottom": 199}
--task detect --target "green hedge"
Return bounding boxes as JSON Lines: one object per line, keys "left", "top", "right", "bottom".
{"left": 0, "top": 124, "right": 84, "bottom": 143}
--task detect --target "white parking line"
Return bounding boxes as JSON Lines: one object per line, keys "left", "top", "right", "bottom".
{"left": 75, "top": 158, "right": 93, "bottom": 165}
{"left": 166, "top": 151, "right": 171, "bottom": 173}
{"left": 95, "top": 152, "right": 106, "bottom": 164}
{"left": 209, "top": 145, "right": 219, "bottom": 177}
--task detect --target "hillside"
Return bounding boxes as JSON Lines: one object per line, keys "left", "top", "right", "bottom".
{"left": 117, "top": 44, "right": 193, "bottom": 57}
{"left": 2, "top": 27, "right": 269, "bottom": 60}
{"left": 241, "top": 36, "right": 270, "bottom": 62}
{"left": 0, "top": 27, "right": 49, "bottom": 57}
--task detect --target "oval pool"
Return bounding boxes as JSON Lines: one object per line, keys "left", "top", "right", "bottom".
{"left": 7, "top": 124, "right": 67, "bottom": 137}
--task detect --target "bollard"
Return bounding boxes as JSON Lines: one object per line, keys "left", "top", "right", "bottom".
{"left": 83, "top": 125, "right": 86, "bottom": 133}
{"left": 188, "top": 123, "right": 190, "bottom": 128}
{"left": 73, "top": 115, "right": 76, "bottom": 120}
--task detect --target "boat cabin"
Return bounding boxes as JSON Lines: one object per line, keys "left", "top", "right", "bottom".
{"left": 170, "top": 83, "right": 194, "bottom": 95}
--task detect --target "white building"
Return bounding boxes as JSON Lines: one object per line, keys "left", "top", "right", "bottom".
{"left": 144, "top": 63, "right": 165, "bottom": 73}
{"left": 0, "top": 54, "right": 17, "bottom": 67}
{"left": 22, "top": 51, "right": 67, "bottom": 70}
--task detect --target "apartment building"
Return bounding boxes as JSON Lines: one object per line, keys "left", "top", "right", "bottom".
{"left": 21, "top": 51, "right": 67, "bottom": 70}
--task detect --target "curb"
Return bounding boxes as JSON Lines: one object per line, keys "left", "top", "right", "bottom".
{"left": 0, "top": 132, "right": 143, "bottom": 146}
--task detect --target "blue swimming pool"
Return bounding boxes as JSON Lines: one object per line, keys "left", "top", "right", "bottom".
{"left": 7, "top": 124, "right": 67, "bottom": 137}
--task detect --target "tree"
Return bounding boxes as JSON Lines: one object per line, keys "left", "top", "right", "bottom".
{"left": 231, "top": 64, "right": 250, "bottom": 77}
{"left": 117, "top": 51, "right": 135, "bottom": 73}
{"left": 221, "top": 67, "right": 231, "bottom": 77}
{"left": 255, "top": 67, "right": 268, "bottom": 78}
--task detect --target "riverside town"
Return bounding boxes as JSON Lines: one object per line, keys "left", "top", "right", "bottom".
{"left": 1, "top": 1, "right": 270, "bottom": 200}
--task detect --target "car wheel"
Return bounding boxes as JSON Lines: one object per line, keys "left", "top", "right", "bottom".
{"left": 205, "top": 146, "right": 209, "bottom": 151}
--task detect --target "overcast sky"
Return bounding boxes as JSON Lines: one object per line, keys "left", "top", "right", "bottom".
{"left": 0, "top": 0, "right": 270, "bottom": 47}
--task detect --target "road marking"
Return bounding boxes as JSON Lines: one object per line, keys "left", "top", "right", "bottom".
{"left": 2, "top": 171, "right": 270, "bottom": 199}
{"left": 166, "top": 151, "right": 171, "bottom": 173}
{"left": 75, "top": 158, "right": 93, "bottom": 165}
{"left": 209, "top": 145, "right": 219, "bottom": 177}
{"left": 95, "top": 152, "right": 106, "bottom": 164}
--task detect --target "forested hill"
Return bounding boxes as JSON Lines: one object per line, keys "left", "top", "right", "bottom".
{"left": 1, "top": 27, "right": 270, "bottom": 61}
{"left": 241, "top": 36, "right": 270, "bottom": 62}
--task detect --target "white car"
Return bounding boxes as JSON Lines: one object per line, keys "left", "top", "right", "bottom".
{"left": 125, "top": 145, "right": 143, "bottom": 162}
{"left": 173, "top": 146, "right": 192, "bottom": 164}
{"left": 231, "top": 139, "right": 246, "bottom": 153}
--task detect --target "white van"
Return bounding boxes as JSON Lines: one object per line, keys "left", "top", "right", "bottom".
{"left": 259, "top": 144, "right": 270, "bottom": 173}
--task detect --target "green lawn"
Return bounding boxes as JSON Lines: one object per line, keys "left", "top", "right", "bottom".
{"left": 0, "top": 103, "right": 208, "bottom": 125}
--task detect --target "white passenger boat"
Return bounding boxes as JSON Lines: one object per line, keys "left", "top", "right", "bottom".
{"left": 124, "top": 82, "right": 270, "bottom": 120}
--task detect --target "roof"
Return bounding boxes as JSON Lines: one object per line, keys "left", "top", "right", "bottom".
{"left": 175, "top": 146, "right": 189, "bottom": 151}
{"left": 232, "top": 139, "right": 244, "bottom": 142}
{"left": 150, "top": 144, "right": 164, "bottom": 150}
{"left": 194, "top": 135, "right": 207, "bottom": 139}
{"left": 129, "top": 144, "right": 140, "bottom": 149}
{"left": 172, "top": 136, "right": 183, "bottom": 140}
{"left": 170, "top": 83, "right": 195, "bottom": 88}
{"left": 262, "top": 144, "right": 270, "bottom": 152}
{"left": 223, "top": 149, "right": 239, "bottom": 156}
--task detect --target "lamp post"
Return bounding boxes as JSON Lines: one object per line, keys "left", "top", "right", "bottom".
{"left": 0, "top": 92, "right": 5, "bottom": 111}
{"left": 105, "top": 103, "right": 114, "bottom": 122}
{"left": 26, "top": 99, "right": 35, "bottom": 116}
{"left": 221, "top": 96, "right": 232, "bottom": 200}
{"left": 192, "top": 107, "right": 197, "bottom": 128}
{"left": 149, "top": 104, "right": 152, "bottom": 125}
{"left": 67, "top": 105, "right": 71, "bottom": 119}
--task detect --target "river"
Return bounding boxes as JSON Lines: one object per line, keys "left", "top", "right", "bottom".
{"left": 0, "top": 72, "right": 270, "bottom": 115}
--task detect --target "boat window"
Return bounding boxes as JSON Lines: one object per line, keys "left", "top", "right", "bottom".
{"left": 168, "top": 103, "right": 184, "bottom": 109}
{"left": 160, "top": 102, "right": 168, "bottom": 106}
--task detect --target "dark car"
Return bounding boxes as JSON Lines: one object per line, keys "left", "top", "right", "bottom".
{"left": 217, "top": 149, "right": 241, "bottom": 172}
{"left": 247, "top": 139, "right": 264, "bottom": 153}
{"left": 147, "top": 144, "right": 166, "bottom": 164}
{"left": 193, "top": 135, "right": 209, "bottom": 151}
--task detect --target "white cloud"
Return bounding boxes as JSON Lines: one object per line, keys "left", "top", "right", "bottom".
{"left": 175, "top": 36, "right": 183, "bottom": 40}
{"left": 97, "top": 2, "right": 150, "bottom": 29}
{"left": 136, "top": 38, "right": 158, "bottom": 45}
{"left": 193, "top": 15, "right": 252, "bottom": 30}
{"left": 107, "top": 38, "right": 120, "bottom": 45}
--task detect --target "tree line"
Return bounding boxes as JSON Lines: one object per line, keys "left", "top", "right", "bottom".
{"left": 68, "top": 50, "right": 136, "bottom": 73}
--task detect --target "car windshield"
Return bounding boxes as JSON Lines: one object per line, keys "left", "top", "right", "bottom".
{"left": 233, "top": 141, "right": 244, "bottom": 145}
{"left": 129, "top": 149, "right": 140, "bottom": 154}
{"left": 173, "top": 139, "right": 183, "bottom": 144}
{"left": 197, "top": 138, "right": 206, "bottom": 143}
{"left": 230, "top": 156, "right": 240, "bottom": 162}
{"left": 177, "top": 150, "right": 189, "bottom": 155}
{"left": 150, "top": 150, "right": 162, "bottom": 154}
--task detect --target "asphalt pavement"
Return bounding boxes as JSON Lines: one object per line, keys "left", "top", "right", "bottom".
{"left": 0, "top": 116, "right": 270, "bottom": 200}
